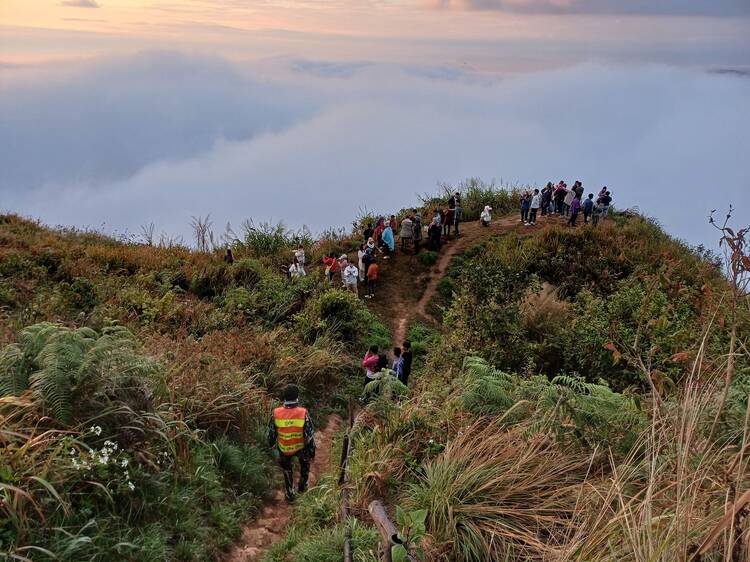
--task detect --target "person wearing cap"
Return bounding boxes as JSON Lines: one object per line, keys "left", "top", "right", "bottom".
{"left": 268, "top": 384, "right": 315, "bottom": 502}
{"left": 480, "top": 205, "right": 492, "bottom": 227}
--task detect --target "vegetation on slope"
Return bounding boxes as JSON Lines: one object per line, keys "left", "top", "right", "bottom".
{"left": 0, "top": 213, "right": 386, "bottom": 561}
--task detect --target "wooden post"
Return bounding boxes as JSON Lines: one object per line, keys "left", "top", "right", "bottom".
{"left": 369, "top": 500, "right": 401, "bottom": 562}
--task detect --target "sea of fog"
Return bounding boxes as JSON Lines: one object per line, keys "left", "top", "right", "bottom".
{"left": 1, "top": 51, "right": 748, "bottom": 250}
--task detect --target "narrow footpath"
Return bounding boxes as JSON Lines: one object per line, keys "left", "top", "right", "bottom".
{"left": 224, "top": 213, "right": 534, "bottom": 561}
{"left": 224, "top": 415, "right": 342, "bottom": 562}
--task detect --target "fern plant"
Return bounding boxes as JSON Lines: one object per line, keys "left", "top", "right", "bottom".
{"left": 0, "top": 322, "right": 158, "bottom": 424}
{"left": 459, "top": 356, "right": 645, "bottom": 454}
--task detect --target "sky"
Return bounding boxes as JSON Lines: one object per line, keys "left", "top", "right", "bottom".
{"left": 1, "top": 0, "right": 749, "bottom": 248}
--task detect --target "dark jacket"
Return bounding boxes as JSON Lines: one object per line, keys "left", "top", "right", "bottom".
{"left": 401, "top": 350, "right": 413, "bottom": 384}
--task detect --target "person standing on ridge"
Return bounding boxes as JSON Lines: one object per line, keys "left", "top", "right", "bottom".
{"left": 453, "top": 193, "right": 463, "bottom": 237}
{"left": 363, "top": 222, "right": 374, "bottom": 244}
{"left": 357, "top": 244, "right": 366, "bottom": 282}
{"left": 480, "top": 205, "right": 492, "bottom": 227}
{"left": 268, "top": 384, "right": 315, "bottom": 503}
{"left": 343, "top": 259, "right": 359, "bottom": 295}
{"left": 582, "top": 193, "right": 595, "bottom": 224}
{"left": 366, "top": 258, "right": 379, "bottom": 299}
{"left": 563, "top": 186, "right": 575, "bottom": 217}
{"left": 381, "top": 223, "right": 395, "bottom": 259}
{"left": 568, "top": 194, "right": 581, "bottom": 226}
{"left": 400, "top": 214, "right": 413, "bottom": 252}
{"left": 520, "top": 191, "right": 531, "bottom": 224}
{"left": 322, "top": 253, "right": 338, "bottom": 285}
{"left": 224, "top": 247, "right": 235, "bottom": 265}
{"left": 529, "top": 189, "right": 541, "bottom": 225}
{"left": 412, "top": 210, "right": 423, "bottom": 253}
{"left": 293, "top": 246, "right": 306, "bottom": 275}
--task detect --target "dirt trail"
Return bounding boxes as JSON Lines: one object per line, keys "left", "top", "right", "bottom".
{"left": 390, "top": 216, "right": 520, "bottom": 346}
{"left": 224, "top": 415, "right": 342, "bottom": 562}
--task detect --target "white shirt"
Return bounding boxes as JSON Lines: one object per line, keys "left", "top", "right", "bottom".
{"left": 531, "top": 194, "right": 541, "bottom": 209}
{"left": 344, "top": 265, "right": 359, "bottom": 284}
{"left": 294, "top": 249, "right": 305, "bottom": 265}
{"left": 289, "top": 263, "right": 305, "bottom": 277}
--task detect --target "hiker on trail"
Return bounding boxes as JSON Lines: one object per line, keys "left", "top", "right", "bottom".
{"left": 400, "top": 215, "right": 413, "bottom": 251}
{"left": 322, "top": 253, "right": 338, "bottom": 285}
{"left": 568, "top": 195, "right": 581, "bottom": 226}
{"left": 432, "top": 209, "right": 442, "bottom": 230}
{"left": 338, "top": 254, "right": 350, "bottom": 286}
{"left": 363, "top": 222, "right": 374, "bottom": 244}
{"left": 480, "top": 205, "right": 492, "bottom": 227}
{"left": 363, "top": 239, "right": 377, "bottom": 277}
{"left": 597, "top": 186, "right": 608, "bottom": 201}
{"left": 592, "top": 200, "right": 603, "bottom": 226}
{"left": 223, "top": 247, "right": 234, "bottom": 265}
{"left": 343, "top": 259, "right": 359, "bottom": 295}
{"left": 366, "top": 258, "right": 378, "bottom": 299}
{"left": 412, "top": 210, "right": 423, "bottom": 254}
{"left": 554, "top": 182, "right": 567, "bottom": 215}
{"left": 268, "top": 384, "right": 315, "bottom": 503}
{"left": 582, "top": 193, "right": 595, "bottom": 224}
{"left": 374, "top": 218, "right": 385, "bottom": 245}
{"left": 563, "top": 187, "right": 575, "bottom": 217}
{"left": 401, "top": 341, "right": 413, "bottom": 386}
{"left": 453, "top": 193, "right": 463, "bottom": 237}
{"left": 357, "top": 244, "right": 366, "bottom": 282}
{"left": 389, "top": 215, "right": 397, "bottom": 232}
{"left": 293, "top": 246, "right": 306, "bottom": 275}
{"left": 600, "top": 190, "right": 613, "bottom": 219}
{"left": 381, "top": 223, "right": 395, "bottom": 259}
{"left": 541, "top": 183, "right": 553, "bottom": 216}
{"left": 289, "top": 257, "right": 306, "bottom": 278}
{"left": 520, "top": 191, "right": 531, "bottom": 224}
{"left": 448, "top": 192, "right": 457, "bottom": 211}
{"left": 362, "top": 345, "right": 380, "bottom": 384}
{"left": 428, "top": 215, "right": 442, "bottom": 250}
{"left": 574, "top": 181, "right": 584, "bottom": 200}
{"left": 443, "top": 205, "right": 455, "bottom": 238}
{"left": 392, "top": 347, "right": 404, "bottom": 382}
{"left": 528, "top": 189, "right": 541, "bottom": 225}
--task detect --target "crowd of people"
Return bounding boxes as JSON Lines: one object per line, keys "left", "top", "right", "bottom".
{"left": 520, "top": 181, "right": 613, "bottom": 227}
{"left": 281, "top": 183, "right": 613, "bottom": 298}
{"left": 267, "top": 183, "right": 615, "bottom": 501}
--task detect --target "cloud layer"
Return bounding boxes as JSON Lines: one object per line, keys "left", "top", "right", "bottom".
{"left": 1, "top": 52, "right": 748, "bottom": 249}
{"left": 423, "top": 0, "right": 750, "bottom": 16}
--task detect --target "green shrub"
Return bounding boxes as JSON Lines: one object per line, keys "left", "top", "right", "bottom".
{"left": 417, "top": 251, "right": 438, "bottom": 267}
{"left": 297, "top": 289, "right": 376, "bottom": 345}
{"left": 189, "top": 263, "right": 231, "bottom": 299}
{"left": 231, "top": 257, "right": 263, "bottom": 287}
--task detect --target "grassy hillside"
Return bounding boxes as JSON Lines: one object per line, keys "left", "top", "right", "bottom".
{"left": 1, "top": 182, "right": 748, "bottom": 562}
{"left": 0, "top": 213, "right": 388, "bottom": 560}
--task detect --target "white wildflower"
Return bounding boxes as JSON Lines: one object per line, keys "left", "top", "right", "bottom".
{"left": 120, "top": 458, "right": 128, "bottom": 468}
{"left": 89, "top": 425, "right": 102, "bottom": 436}
{"left": 127, "top": 481, "right": 135, "bottom": 491}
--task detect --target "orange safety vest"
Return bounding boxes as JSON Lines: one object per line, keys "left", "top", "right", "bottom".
{"left": 273, "top": 406, "right": 307, "bottom": 456}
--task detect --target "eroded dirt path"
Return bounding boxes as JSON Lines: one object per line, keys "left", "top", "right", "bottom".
{"left": 390, "top": 216, "right": 520, "bottom": 345}
{"left": 224, "top": 415, "right": 342, "bottom": 562}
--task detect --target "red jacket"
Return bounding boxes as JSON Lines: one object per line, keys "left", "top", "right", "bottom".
{"left": 323, "top": 256, "right": 339, "bottom": 272}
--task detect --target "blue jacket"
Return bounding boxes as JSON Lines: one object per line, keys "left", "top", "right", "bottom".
{"left": 381, "top": 227, "right": 395, "bottom": 251}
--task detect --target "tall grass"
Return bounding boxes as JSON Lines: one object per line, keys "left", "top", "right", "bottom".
{"left": 404, "top": 421, "right": 590, "bottom": 561}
